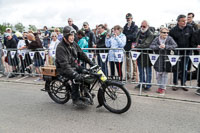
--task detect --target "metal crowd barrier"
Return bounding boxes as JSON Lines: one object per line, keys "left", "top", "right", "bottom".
{"left": 131, "top": 48, "right": 200, "bottom": 95}
{"left": 1, "top": 48, "right": 48, "bottom": 78}
{"left": 1, "top": 47, "right": 200, "bottom": 95}
{"left": 0, "top": 48, "right": 128, "bottom": 81}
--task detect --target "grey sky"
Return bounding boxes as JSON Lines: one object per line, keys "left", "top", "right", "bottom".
{"left": 0, "top": 0, "right": 199, "bottom": 29}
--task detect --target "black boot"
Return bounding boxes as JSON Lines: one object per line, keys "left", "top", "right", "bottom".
{"left": 71, "top": 84, "right": 84, "bottom": 106}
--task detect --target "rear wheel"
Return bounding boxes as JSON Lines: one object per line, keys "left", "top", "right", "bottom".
{"left": 102, "top": 81, "right": 131, "bottom": 114}
{"left": 48, "top": 80, "right": 71, "bottom": 104}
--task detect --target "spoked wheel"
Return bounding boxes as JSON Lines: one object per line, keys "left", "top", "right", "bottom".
{"left": 102, "top": 81, "right": 131, "bottom": 114}
{"left": 48, "top": 80, "right": 71, "bottom": 104}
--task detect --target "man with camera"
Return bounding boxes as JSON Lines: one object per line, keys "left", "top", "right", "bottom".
{"left": 17, "top": 32, "right": 32, "bottom": 76}
{"left": 55, "top": 26, "right": 95, "bottom": 106}
{"left": 20, "top": 32, "right": 44, "bottom": 81}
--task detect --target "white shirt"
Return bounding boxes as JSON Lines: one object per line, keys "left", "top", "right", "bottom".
{"left": 49, "top": 39, "right": 60, "bottom": 57}
{"left": 17, "top": 40, "right": 27, "bottom": 55}
{"left": 49, "top": 39, "right": 60, "bottom": 50}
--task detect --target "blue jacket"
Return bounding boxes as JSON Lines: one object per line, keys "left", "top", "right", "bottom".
{"left": 105, "top": 33, "right": 126, "bottom": 62}
{"left": 78, "top": 37, "right": 89, "bottom": 52}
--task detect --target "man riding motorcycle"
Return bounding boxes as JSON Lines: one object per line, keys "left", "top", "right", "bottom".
{"left": 55, "top": 26, "right": 94, "bottom": 106}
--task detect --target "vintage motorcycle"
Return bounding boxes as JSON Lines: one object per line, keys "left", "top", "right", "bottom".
{"left": 42, "top": 65, "right": 131, "bottom": 114}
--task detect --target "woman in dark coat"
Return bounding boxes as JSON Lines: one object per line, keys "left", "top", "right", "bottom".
{"left": 150, "top": 27, "right": 177, "bottom": 94}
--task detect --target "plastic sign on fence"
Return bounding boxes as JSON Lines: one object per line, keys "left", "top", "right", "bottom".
{"left": 149, "top": 54, "right": 159, "bottom": 65}
{"left": 29, "top": 52, "right": 35, "bottom": 60}
{"left": 99, "top": 53, "right": 108, "bottom": 63}
{"left": 115, "top": 52, "right": 124, "bottom": 62}
{"left": 86, "top": 53, "right": 94, "bottom": 61}
{"left": 131, "top": 51, "right": 141, "bottom": 61}
{"left": 189, "top": 55, "right": 200, "bottom": 68}
{"left": 10, "top": 51, "right": 16, "bottom": 59}
{"left": 167, "top": 55, "right": 180, "bottom": 66}
{"left": 51, "top": 50, "right": 56, "bottom": 57}
{"left": 21, "top": 52, "right": 26, "bottom": 60}
{"left": 39, "top": 51, "right": 45, "bottom": 60}
{"left": 3, "top": 49, "right": 7, "bottom": 57}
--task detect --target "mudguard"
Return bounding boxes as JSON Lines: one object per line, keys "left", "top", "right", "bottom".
{"left": 96, "top": 88, "right": 104, "bottom": 108}
{"left": 43, "top": 75, "right": 66, "bottom": 92}
{"left": 96, "top": 81, "right": 124, "bottom": 108}
{"left": 43, "top": 75, "right": 53, "bottom": 81}
{"left": 105, "top": 80, "right": 124, "bottom": 87}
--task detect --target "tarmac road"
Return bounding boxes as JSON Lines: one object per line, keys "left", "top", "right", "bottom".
{"left": 0, "top": 82, "right": 200, "bottom": 133}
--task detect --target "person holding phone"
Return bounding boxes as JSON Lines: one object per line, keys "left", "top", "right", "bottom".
{"left": 105, "top": 25, "right": 126, "bottom": 80}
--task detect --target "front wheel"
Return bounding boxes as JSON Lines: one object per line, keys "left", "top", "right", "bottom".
{"left": 102, "top": 81, "right": 131, "bottom": 114}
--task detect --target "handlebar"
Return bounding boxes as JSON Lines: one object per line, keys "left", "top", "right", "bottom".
{"left": 81, "top": 65, "right": 101, "bottom": 78}
{"left": 90, "top": 65, "right": 99, "bottom": 70}
{"left": 82, "top": 65, "right": 99, "bottom": 74}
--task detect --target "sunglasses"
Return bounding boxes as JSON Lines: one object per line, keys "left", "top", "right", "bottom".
{"left": 68, "top": 21, "right": 72, "bottom": 22}
{"left": 83, "top": 25, "right": 87, "bottom": 27}
{"left": 161, "top": 32, "right": 169, "bottom": 34}
{"left": 141, "top": 26, "right": 146, "bottom": 28}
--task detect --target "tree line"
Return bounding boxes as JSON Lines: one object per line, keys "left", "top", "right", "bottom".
{"left": 0, "top": 22, "right": 38, "bottom": 34}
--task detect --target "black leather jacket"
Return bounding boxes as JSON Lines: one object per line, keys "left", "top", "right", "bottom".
{"left": 55, "top": 39, "right": 93, "bottom": 78}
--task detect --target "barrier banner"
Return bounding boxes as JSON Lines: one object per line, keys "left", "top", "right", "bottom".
{"left": 3, "top": 49, "right": 7, "bottom": 57}
{"left": 86, "top": 53, "right": 94, "bottom": 61}
{"left": 10, "top": 51, "right": 16, "bottom": 59}
{"left": 29, "top": 52, "right": 35, "bottom": 60}
{"left": 167, "top": 55, "right": 180, "bottom": 66}
{"left": 39, "top": 51, "right": 45, "bottom": 60}
{"left": 51, "top": 50, "right": 56, "bottom": 57}
{"left": 115, "top": 52, "right": 124, "bottom": 62}
{"left": 99, "top": 53, "right": 108, "bottom": 63}
{"left": 131, "top": 51, "right": 141, "bottom": 61}
{"left": 189, "top": 55, "right": 200, "bottom": 68}
{"left": 21, "top": 52, "right": 26, "bottom": 60}
{"left": 149, "top": 54, "right": 159, "bottom": 65}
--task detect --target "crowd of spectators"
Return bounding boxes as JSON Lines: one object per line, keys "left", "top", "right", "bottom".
{"left": 0, "top": 13, "right": 200, "bottom": 95}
